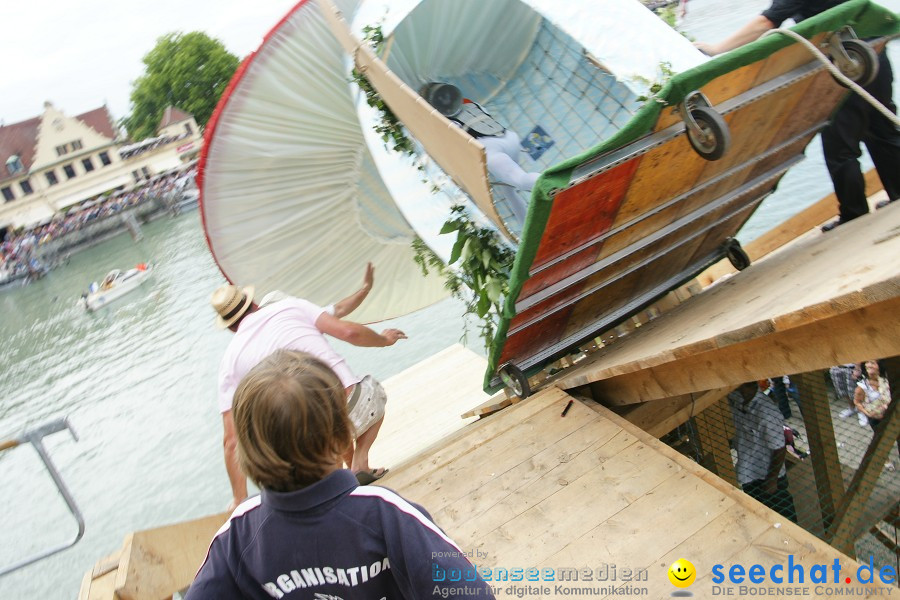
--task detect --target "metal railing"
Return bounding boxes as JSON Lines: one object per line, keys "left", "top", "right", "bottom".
{"left": 0, "top": 417, "right": 84, "bottom": 576}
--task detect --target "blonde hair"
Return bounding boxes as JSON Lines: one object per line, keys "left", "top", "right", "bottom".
{"left": 232, "top": 350, "right": 353, "bottom": 491}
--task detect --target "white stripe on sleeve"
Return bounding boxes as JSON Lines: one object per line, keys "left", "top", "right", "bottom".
{"left": 351, "top": 487, "right": 463, "bottom": 552}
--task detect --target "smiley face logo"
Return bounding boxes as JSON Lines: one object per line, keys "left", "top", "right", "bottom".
{"left": 668, "top": 559, "right": 696, "bottom": 588}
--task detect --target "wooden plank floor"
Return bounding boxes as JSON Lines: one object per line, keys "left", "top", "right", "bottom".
{"left": 369, "top": 344, "right": 492, "bottom": 470}
{"left": 554, "top": 202, "right": 900, "bottom": 403}
{"left": 381, "top": 388, "right": 892, "bottom": 598}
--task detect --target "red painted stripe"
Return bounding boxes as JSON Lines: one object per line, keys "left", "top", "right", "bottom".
{"left": 521, "top": 156, "right": 641, "bottom": 300}
{"left": 198, "top": 0, "right": 313, "bottom": 284}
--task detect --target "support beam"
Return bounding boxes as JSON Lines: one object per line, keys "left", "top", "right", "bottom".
{"left": 828, "top": 382, "right": 900, "bottom": 554}
{"left": 611, "top": 387, "right": 734, "bottom": 438}
{"left": 693, "top": 396, "right": 739, "bottom": 487}
{"left": 567, "top": 296, "right": 900, "bottom": 405}
{"left": 793, "top": 371, "right": 844, "bottom": 534}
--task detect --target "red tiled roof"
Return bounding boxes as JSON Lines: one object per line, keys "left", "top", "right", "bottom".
{"left": 158, "top": 106, "right": 194, "bottom": 130}
{"left": 0, "top": 117, "right": 40, "bottom": 185}
{"left": 76, "top": 106, "right": 117, "bottom": 139}
{"left": 0, "top": 105, "right": 116, "bottom": 184}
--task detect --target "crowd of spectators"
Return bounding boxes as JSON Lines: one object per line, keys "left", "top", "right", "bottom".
{"left": 118, "top": 132, "right": 193, "bottom": 160}
{"left": 0, "top": 165, "right": 197, "bottom": 285}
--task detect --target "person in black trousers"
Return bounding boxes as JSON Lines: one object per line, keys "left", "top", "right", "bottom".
{"left": 695, "top": 0, "right": 900, "bottom": 232}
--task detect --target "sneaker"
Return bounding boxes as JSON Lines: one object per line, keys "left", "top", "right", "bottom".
{"left": 839, "top": 407, "right": 856, "bottom": 419}
{"left": 858, "top": 412, "right": 869, "bottom": 427}
{"left": 886, "top": 462, "right": 896, "bottom": 472}
{"left": 821, "top": 219, "right": 848, "bottom": 233}
{"left": 875, "top": 198, "right": 896, "bottom": 210}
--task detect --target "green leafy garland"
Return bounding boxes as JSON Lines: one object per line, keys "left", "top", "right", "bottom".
{"left": 350, "top": 24, "right": 515, "bottom": 351}
{"left": 635, "top": 61, "right": 677, "bottom": 104}
{"left": 350, "top": 25, "right": 416, "bottom": 156}
{"left": 412, "top": 206, "right": 515, "bottom": 350}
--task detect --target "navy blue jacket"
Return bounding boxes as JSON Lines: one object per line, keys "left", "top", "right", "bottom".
{"left": 186, "top": 470, "right": 493, "bottom": 599}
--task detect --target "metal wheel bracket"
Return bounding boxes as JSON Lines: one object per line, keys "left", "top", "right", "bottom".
{"left": 680, "top": 92, "right": 731, "bottom": 161}
{"left": 824, "top": 26, "right": 859, "bottom": 67}
{"left": 679, "top": 91, "right": 713, "bottom": 141}
{"left": 823, "top": 27, "right": 878, "bottom": 86}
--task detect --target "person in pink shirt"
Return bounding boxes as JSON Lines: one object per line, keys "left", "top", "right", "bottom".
{"left": 211, "top": 263, "right": 407, "bottom": 511}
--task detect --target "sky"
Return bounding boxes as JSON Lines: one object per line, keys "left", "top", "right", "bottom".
{"left": 5, "top": 0, "right": 900, "bottom": 126}
{"left": 2, "top": 0, "right": 300, "bottom": 125}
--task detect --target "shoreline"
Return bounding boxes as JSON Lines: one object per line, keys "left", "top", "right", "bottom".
{"left": 0, "top": 194, "right": 194, "bottom": 291}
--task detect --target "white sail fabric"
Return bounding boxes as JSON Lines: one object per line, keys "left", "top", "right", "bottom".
{"left": 200, "top": 0, "right": 448, "bottom": 323}
{"left": 355, "top": 0, "right": 706, "bottom": 96}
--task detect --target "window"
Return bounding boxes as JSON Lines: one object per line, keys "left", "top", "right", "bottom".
{"left": 55, "top": 140, "right": 83, "bottom": 156}
{"left": 63, "top": 164, "right": 76, "bottom": 179}
{"left": 82, "top": 157, "right": 94, "bottom": 172}
{"left": 99, "top": 151, "right": 111, "bottom": 166}
{"left": 141, "top": 166, "right": 151, "bottom": 178}
{"left": 184, "top": 122, "right": 193, "bottom": 135}
{"left": 45, "top": 170, "right": 59, "bottom": 186}
{"left": 1, "top": 186, "right": 13, "bottom": 202}
{"left": 6, "top": 155, "right": 24, "bottom": 176}
{"left": 20, "top": 180, "right": 33, "bottom": 195}
{"left": 132, "top": 170, "right": 142, "bottom": 182}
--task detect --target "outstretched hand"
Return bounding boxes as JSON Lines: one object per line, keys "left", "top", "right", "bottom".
{"left": 381, "top": 329, "right": 408, "bottom": 346}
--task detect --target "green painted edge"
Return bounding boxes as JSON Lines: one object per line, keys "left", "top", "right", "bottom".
{"left": 485, "top": 0, "right": 899, "bottom": 392}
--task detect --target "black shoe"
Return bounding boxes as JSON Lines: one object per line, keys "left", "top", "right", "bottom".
{"left": 875, "top": 198, "right": 896, "bottom": 210}
{"left": 821, "top": 219, "right": 848, "bottom": 233}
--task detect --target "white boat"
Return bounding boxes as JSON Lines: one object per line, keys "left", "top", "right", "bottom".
{"left": 82, "top": 264, "right": 152, "bottom": 312}
{"left": 175, "top": 188, "right": 199, "bottom": 212}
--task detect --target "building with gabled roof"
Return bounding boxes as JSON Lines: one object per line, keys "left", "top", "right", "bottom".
{"left": 0, "top": 102, "right": 202, "bottom": 233}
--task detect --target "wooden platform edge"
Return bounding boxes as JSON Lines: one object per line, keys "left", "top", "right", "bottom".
{"left": 460, "top": 390, "right": 514, "bottom": 419}
{"left": 568, "top": 392, "right": 865, "bottom": 563}
{"left": 698, "top": 168, "right": 884, "bottom": 286}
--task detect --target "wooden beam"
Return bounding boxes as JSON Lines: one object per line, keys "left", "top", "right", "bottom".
{"left": 459, "top": 391, "right": 514, "bottom": 419}
{"left": 114, "top": 512, "right": 228, "bottom": 600}
{"left": 868, "top": 522, "right": 900, "bottom": 556}
{"left": 697, "top": 168, "right": 884, "bottom": 286}
{"left": 568, "top": 296, "right": 900, "bottom": 404}
{"left": 829, "top": 382, "right": 900, "bottom": 554}
{"left": 614, "top": 387, "right": 735, "bottom": 438}
{"left": 693, "top": 396, "right": 739, "bottom": 487}
{"left": 793, "top": 371, "right": 844, "bottom": 534}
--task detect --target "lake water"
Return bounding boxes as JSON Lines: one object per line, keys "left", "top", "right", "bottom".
{"left": 1, "top": 0, "right": 898, "bottom": 596}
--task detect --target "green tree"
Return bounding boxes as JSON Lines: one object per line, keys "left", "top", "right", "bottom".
{"left": 122, "top": 32, "right": 240, "bottom": 140}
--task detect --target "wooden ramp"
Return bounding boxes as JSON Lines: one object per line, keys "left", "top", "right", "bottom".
{"left": 553, "top": 202, "right": 900, "bottom": 404}
{"left": 381, "top": 388, "right": 890, "bottom": 598}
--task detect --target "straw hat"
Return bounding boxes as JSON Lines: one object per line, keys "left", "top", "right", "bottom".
{"left": 211, "top": 284, "right": 255, "bottom": 329}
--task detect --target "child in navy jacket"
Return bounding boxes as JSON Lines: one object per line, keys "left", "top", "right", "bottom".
{"left": 187, "top": 349, "right": 493, "bottom": 600}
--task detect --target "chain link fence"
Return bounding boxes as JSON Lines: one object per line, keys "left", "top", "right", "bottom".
{"left": 659, "top": 357, "right": 900, "bottom": 573}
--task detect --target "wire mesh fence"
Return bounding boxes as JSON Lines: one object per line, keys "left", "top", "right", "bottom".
{"left": 659, "top": 358, "right": 900, "bottom": 573}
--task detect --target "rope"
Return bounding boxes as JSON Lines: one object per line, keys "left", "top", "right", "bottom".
{"left": 761, "top": 28, "right": 900, "bottom": 127}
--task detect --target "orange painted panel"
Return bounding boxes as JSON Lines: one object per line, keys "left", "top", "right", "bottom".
{"left": 531, "top": 157, "right": 640, "bottom": 270}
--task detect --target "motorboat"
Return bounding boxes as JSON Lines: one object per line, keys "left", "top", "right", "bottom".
{"left": 82, "top": 263, "right": 152, "bottom": 312}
